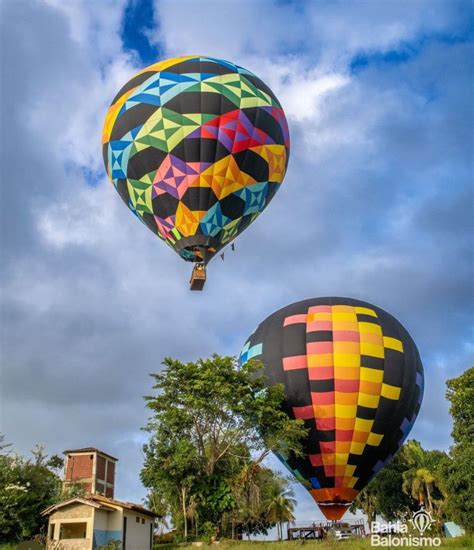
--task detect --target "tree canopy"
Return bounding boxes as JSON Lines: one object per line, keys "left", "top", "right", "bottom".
{"left": 442, "top": 367, "right": 474, "bottom": 531}
{"left": 141, "top": 354, "right": 306, "bottom": 538}
{"left": 352, "top": 366, "right": 473, "bottom": 534}
{"left": 0, "top": 439, "right": 63, "bottom": 543}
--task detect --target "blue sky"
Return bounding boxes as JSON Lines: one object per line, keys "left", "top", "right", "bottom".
{"left": 1, "top": 0, "right": 473, "bottom": 526}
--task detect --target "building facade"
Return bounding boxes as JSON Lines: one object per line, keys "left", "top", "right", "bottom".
{"left": 42, "top": 448, "right": 156, "bottom": 550}
{"left": 62, "top": 447, "right": 117, "bottom": 498}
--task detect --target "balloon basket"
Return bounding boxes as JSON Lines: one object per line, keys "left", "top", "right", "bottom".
{"left": 190, "top": 264, "right": 206, "bottom": 291}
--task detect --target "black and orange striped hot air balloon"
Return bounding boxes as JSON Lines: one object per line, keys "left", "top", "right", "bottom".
{"left": 240, "top": 297, "right": 424, "bottom": 521}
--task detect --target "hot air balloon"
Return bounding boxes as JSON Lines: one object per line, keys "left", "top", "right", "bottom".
{"left": 102, "top": 56, "right": 290, "bottom": 290}
{"left": 240, "top": 297, "right": 424, "bottom": 521}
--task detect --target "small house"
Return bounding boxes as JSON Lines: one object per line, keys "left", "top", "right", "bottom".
{"left": 42, "top": 448, "right": 156, "bottom": 550}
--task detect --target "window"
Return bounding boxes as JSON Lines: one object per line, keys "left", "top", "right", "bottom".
{"left": 141, "top": 518, "right": 145, "bottom": 524}
{"left": 136, "top": 516, "right": 140, "bottom": 523}
{"left": 59, "top": 522, "right": 87, "bottom": 539}
{"left": 49, "top": 523, "right": 55, "bottom": 539}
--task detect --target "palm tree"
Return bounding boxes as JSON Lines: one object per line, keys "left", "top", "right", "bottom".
{"left": 145, "top": 490, "right": 169, "bottom": 535}
{"left": 267, "top": 485, "right": 296, "bottom": 540}
{"left": 405, "top": 468, "right": 436, "bottom": 513}
{"left": 354, "top": 487, "right": 377, "bottom": 529}
{"left": 401, "top": 441, "right": 447, "bottom": 526}
{"left": 236, "top": 463, "right": 264, "bottom": 540}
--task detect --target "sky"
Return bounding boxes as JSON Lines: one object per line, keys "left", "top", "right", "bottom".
{"left": 1, "top": 0, "right": 473, "bottom": 527}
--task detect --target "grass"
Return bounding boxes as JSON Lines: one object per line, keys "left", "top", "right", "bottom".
{"left": 153, "top": 535, "right": 473, "bottom": 550}
{"left": 2, "top": 536, "right": 471, "bottom": 549}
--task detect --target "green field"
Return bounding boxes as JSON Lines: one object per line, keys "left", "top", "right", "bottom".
{"left": 2, "top": 537, "right": 472, "bottom": 550}
{"left": 152, "top": 537, "right": 473, "bottom": 550}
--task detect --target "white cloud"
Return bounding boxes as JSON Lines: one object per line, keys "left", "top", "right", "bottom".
{"left": 44, "top": 0, "right": 129, "bottom": 63}
{"left": 37, "top": 178, "right": 116, "bottom": 248}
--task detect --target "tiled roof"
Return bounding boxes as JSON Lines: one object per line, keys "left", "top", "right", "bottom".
{"left": 42, "top": 495, "right": 156, "bottom": 517}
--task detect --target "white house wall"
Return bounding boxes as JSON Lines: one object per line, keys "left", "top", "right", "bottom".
{"left": 123, "top": 510, "right": 153, "bottom": 550}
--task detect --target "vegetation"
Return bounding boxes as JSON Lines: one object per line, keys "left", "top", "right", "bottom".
{"left": 0, "top": 437, "right": 63, "bottom": 544}
{"left": 148, "top": 536, "right": 473, "bottom": 550}
{"left": 141, "top": 355, "right": 306, "bottom": 539}
{"left": 401, "top": 440, "right": 447, "bottom": 525}
{"left": 350, "top": 448, "right": 416, "bottom": 524}
{"left": 351, "top": 366, "right": 473, "bottom": 534}
{"left": 442, "top": 367, "right": 474, "bottom": 532}
{"left": 148, "top": 536, "right": 474, "bottom": 550}
{"left": 266, "top": 482, "right": 296, "bottom": 540}
{"left": 143, "top": 359, "right": 473, "bottom": 541}
{"left": 146, "top": 490, "right": 170, "bottom": 534}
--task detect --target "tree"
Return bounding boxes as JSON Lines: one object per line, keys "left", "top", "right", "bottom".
{"left": 405, "top": 468, "right": 437, "bottom": 512}
{"left": 443, "top": 367, "right": 474, "bottom": 532}
{"left": 401, "top": 440, "right": 447, "bottom": 529}
{"left": 446, "top": 367, "right": 474, "bottom": 446}
{"left": 351, "top": 443, "right": 435, "bottom": 528}
{"left": 352, "top": 485, "right": 377, "bottom": 528}
{"left": 348, "top": 365, "right": 474, "bottom": 536}
{"left": 266, "top": 480, "right": 296, "bottom": 540}
{"left": 232, "top": 464, "right": 294, "bottom": 539}
{"left": 0, "top": 442, "right": 62, "bottom": 543}
{"left": 141, "top": 355, "right": 307, "bottom": 539}
{"left": 0, "top": 434, "right": 12, "bottom": 455}
{"left": 142, "top": 434, "right": 200, "bottom": 539}
{"left": 145, "top": 490, "right": 169, "bottom": 535}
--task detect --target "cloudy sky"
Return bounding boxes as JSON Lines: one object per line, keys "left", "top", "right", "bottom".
{"left": 1, "top": 0, "right": 473, "bottom": 524}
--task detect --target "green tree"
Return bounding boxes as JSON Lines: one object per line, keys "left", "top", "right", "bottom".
{"left": 446, "top": 367, "right": 474, "bottom": 445}
{"left": 443, "top": 367, "right": 474, "bottom": 531}
{"left": 142, "top": 434, "right": 199, "bottom": 539}
{"left": 351, "top": 443, "right": 432, "bottom": 528}
{"left": 266, "top": 480, "right": 296, "bottom": 540}
{"left": 369, "top": 450, "right": 417, "bottom": 522}
{"left": 61, "top": 480, "right": 88, "bottom": 499}
{"left": 0, "top": 434, "right": 12, "bottom": 455}
{"left": 401, "top": 440, "right": 447, "bottom": 529}
{"left": 351, "top": 485, "right": 377, "bottom": 528}
{"left": 232, "top": 464, "right": 294, "bottom": 539}
{"left": 141, "top": 355, "right": 306, "bottom": 539}
{"left": 0, "top": 441, "right": 62, "bottom": 543}
{"left": 145, "top": 490, "right": 169, "bottom": 535}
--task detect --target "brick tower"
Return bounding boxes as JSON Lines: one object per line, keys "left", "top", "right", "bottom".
{"left": 63, "top": 448, "right": 117, "bottom": 498}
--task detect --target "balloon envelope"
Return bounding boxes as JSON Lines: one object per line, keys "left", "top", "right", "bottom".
{"left": 102, "top": 56, "right": 290, "bottom": 264}
{"left": 240, "top": 297, "right": 424, "bottom": 520}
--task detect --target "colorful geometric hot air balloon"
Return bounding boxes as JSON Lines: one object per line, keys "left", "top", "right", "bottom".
{"left": 102, "top": 56, "right": 290, "bottom": 288}
{"left": 240, "top": 297, "right": 424, "bottom": 521}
